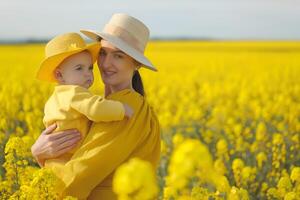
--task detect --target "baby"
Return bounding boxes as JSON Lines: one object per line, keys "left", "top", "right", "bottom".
{"left": 36, "top": 32, "right": 133, "bottom": 167}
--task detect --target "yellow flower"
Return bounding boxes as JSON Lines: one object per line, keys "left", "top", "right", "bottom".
{"left": 256, "top": 122, "right": 267, "bottom": 141}
{"left": 277, "top": 177, "right": 292, "bottom": 197}
{"left": 167, "top": 139, "right": 213, "bottom": 190}
{"left": 228, "top": 187, "right": 249, "bottom": 200}
{"left": 172, "top": 132, "right": 184, "bottom": 147}
{"left": 163, "top": 186, "right": 177, "bottom": 200}
{"left": 267, "top": 187, "right": 280, "bottom": 199}
{"left": 273, "top": 133, "right": 284, "bottom": 145}
{"left": 241, "top": 167, "right": 251, "bottom": 180}
{"left": 256, "top": 152, "right": 267, "bottom": 169}
{"left": 214, "top": 175, "right": 231, "bottom": 193}
{"left": 213, "top": 158, "right": 227, "bottom": 175}
{"left": 191, "top": 186, "right": 210, "bottom": 200}
{"left": 284, "top": 192, "right": 298, "bottom": 200}
{"left": 232, "top": 158, "right": 244, "bottom": 172}
{"left": 113, "top": 157, "right": 159, "bottom": 200}
{"left": 216, "top": 139, "right": 228, "bottom": 155}
{"left": 290, "top": 167, "right": 300, "bottom": 183}
{"left": 19, "top": 168, "right": 64, "bottom": 199}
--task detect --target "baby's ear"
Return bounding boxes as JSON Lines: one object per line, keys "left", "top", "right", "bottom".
{"left": 54, "top": 69, "right": 64, "bottom": 83}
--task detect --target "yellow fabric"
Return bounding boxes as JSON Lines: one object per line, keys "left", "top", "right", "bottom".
{"left": 48, "top": 89, "right": 161, "bottom": 200}
{"left": 43, "top": 85, "right": 125, "bottom": 167}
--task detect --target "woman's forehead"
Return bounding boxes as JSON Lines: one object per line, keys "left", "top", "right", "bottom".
{"left": 100, "top": 40, "right": 127, "bottom": 55}
{"left": 101, "top": 40, "right": 118, "bottom": 50}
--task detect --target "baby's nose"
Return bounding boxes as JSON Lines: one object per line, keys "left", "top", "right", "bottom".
{"left": 85, "top": 71, "right": 93, "bottom": 77}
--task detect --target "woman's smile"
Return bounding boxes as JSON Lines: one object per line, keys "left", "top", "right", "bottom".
{"left": 103, "top": 70, "right": 116, "bottom": 77}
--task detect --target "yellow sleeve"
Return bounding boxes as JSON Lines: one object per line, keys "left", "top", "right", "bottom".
{"left": 49, "top": 99, "right": 160, "bottom": 199}
{"left": 69, "top": 86, "right": 125, "bottom": 122}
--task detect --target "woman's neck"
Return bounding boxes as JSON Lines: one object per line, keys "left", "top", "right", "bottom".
{"left": 109, "top": 81, "right": 133, "bottom": 94}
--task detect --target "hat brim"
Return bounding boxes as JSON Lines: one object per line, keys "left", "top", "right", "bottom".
{"left": 37, "top": 43, "right": 100, "bottom": 82}
{"left": 80, "top": 29, "right": 157, "bottom": 72}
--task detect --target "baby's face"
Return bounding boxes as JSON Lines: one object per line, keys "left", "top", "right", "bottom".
{"left": 55, "top": 51, "right": 94, "bottom": 89}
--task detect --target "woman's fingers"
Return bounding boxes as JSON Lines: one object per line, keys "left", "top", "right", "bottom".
{"left": 33, "top": 127, "right": 81, "bottom": 161}
{"left": 44, "top": 134, "right": 80, "bottom": 157}
{"left": 58, "top": 137, "right": 80, "bottom": 150}
{"left": 48, "top": 129, "right": 80, "bottom": 140}
{"left": 55, "top": 133, "right": 81, "bottom": 146}
{"left": 32, "top": 127, "right": 81, "bottom": 162}
{"left": 42, "top": 123, "right": 57, "bottom": 135}
{"left": 56, "top": 138, "right": 81, "bottom": 155}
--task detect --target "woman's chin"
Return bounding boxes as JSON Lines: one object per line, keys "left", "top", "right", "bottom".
{"left": 102, "top": 77, "right": 116, "bottom": 86}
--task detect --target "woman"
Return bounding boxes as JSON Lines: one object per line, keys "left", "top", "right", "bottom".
{"left": 31, "top": 13, "right": 161, "bottom": 199}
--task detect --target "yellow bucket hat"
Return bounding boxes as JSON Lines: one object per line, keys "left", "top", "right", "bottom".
{"left": 36, "top": 32, "right": 100, "bottom": 82}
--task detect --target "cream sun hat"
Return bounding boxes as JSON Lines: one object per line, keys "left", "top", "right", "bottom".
{"left": 36, "top": 32, "right": 100, "bottom": 82}
{"left": 80, "top": 13, "right": 157, "bottom": 71}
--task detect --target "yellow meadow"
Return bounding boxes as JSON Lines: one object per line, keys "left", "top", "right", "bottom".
{"left": 0, "top": 41, "right": 300, "bottom": 199}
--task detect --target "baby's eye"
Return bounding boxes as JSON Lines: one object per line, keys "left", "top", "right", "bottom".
{"left": 99, "top": 50, "right": 106, "bottom": 56}
{"left": 76, "top": 66, "right": 82, "bottom": 70}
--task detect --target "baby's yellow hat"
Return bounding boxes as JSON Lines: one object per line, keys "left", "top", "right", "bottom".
{"left": 36, "top": 32, "right": 100, "bottom": 82}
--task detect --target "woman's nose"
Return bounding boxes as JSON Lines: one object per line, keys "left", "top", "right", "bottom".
{"left": 100, "top": 55, "right": 112, "bottom": 70}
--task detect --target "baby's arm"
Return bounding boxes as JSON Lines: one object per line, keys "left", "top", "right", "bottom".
{"left": 70, "top": 86, "right": 133, "bottom": 122}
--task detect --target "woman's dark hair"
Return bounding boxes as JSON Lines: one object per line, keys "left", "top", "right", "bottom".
{"left": 132, "top": 70, "right": 145, "bottom": 96}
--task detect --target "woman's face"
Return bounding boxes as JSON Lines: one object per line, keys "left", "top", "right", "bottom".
{"left": 97, "top": 40, "right": 137, "bottom": 88}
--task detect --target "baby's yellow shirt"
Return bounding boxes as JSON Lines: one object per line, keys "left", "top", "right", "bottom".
{"left": 43, "top": 85, "right": 125, "bottom": 166}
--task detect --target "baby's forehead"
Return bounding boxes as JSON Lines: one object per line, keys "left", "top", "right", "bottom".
{"left": 77, "top": 50, "right": 93, "bottom": 57}
{"left": 69, "top": 50, "right": 92, "bottom": 61}
{"left": 58, "top": 51, "right": 93, "bottom": 69}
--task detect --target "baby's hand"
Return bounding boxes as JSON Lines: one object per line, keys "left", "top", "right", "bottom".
{"left": 123, "top": 104, "right": 134, "bottom": 118}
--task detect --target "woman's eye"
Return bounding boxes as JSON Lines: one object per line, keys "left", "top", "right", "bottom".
{"left": 76, "top": 66, "right": 82, "bottom": 71}
{"left": 89, "top": 66, "right": 93, "bottom": 70}
{"left": 114, "top": 54, "right": 123, "bottom": 59}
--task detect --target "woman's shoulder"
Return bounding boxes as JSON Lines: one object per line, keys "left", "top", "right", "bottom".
{"left": 108, "top": 89, "right": 157, "bottom": 117}
{"left": 108, "top": 89, "right": 144, "bottom": 105}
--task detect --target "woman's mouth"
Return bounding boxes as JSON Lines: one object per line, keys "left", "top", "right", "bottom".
{"left": 103, "top": 71, "right": 116, "bottom": 76}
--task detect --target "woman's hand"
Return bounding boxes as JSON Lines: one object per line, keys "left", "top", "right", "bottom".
{"left": 31, "top": 124, "right": 81, "bottom": 167}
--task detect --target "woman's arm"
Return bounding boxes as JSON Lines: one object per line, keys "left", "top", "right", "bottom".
{"left": 31, "top": 123, "right": 82, "bottom": 167}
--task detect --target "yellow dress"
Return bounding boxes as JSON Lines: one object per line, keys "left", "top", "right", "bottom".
{"left": 43, "top": 85, "right": 125, "bottom": 166}
{"left": 49, "top": 89, "right": 161, "bottom": 200}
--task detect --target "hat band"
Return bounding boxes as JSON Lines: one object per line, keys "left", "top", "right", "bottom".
{"left": 103, "top": 24, "right": 144, "bottom": 53}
